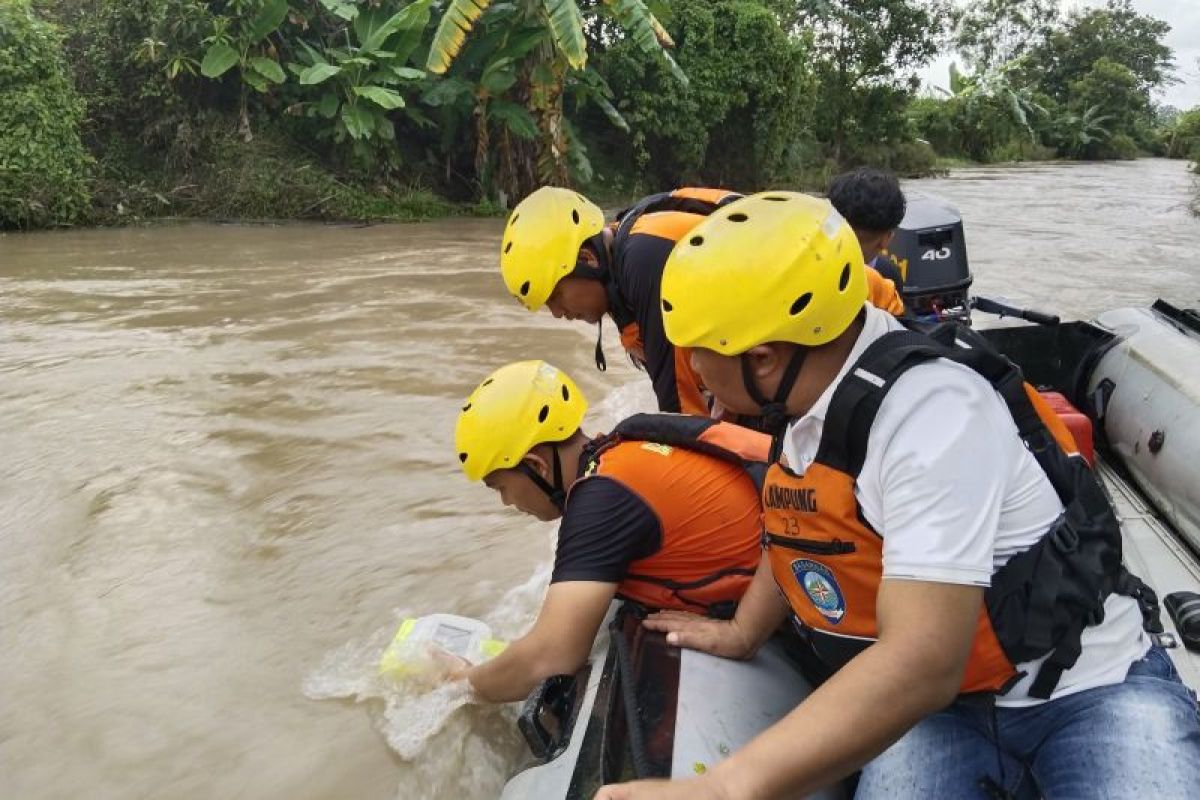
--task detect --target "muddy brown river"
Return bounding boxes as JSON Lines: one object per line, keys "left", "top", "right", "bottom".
{"left": 2, "top": 159, "right": 1198, "bottom": 799}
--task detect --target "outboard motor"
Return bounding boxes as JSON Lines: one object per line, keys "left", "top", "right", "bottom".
{"left": 882, "top": 195, "right": 973, "bottom": 324}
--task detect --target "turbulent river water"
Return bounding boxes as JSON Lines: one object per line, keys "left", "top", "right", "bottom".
{"left": 2, "top": 159, "right": 1197, "bottom": 799}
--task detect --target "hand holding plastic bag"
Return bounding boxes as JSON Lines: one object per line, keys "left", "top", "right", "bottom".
{"left": 378, "top": 613, "right": 507, "bottom": 685}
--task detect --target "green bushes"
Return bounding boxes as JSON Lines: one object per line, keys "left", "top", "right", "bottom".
{"left": 85, "top": 111, "right": 457, "bottom": 224}
{"left": 55, "top": 1, "right": 437, "bottom": 166}
{"left": 845, "top": 140, "right": 939, "bottom": 178}
{"left": 908, "top": 94, "right": 1054, "bottom": 164}
{"left": 1, "top": 1, "right": 92, "bottom": 228}
{"left": 1163, "top": 108, "right": 1200, "bottom": 165}
{"left": 48, "top": 0, "right": 206, "bottom": 148}
{"left": 588, "top": 0, "right": 814, "bottom": 190}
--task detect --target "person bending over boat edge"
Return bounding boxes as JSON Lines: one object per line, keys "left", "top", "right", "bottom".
{"left": 443, "top": 360, "right": 766, "bottom": 703}
{"left": 594, "top": 192, "right": 1200, "bottom": 800}
{"left": 497, "top": 187, "right": 904, "bottom": 417}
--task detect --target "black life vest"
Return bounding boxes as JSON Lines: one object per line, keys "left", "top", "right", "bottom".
{"left": 772, "top": 321, "right": 1161, "bottom": 698}
{"left": 589, "top": 189, "right": 743, "bottom": 333}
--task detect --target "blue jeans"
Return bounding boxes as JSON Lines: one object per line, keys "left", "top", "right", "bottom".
{"left": 856, "top": 646, "right": 1200, "bottom": 799}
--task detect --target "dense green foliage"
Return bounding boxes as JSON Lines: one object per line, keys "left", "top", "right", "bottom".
{"left": 950, "top": 0, "right": 1056, "bottom": 73}
{"left": 590, "top": 1, "right": 814, "bottom": 190}
{"left": 1162, "top": 108, "right": 1200, "bottom": 165}
{"left": 912, "top": 0, "right": 1180, "bottom": 165}
{"left": 26, "top": 0, "right": 485, "bottom": 222}
{"left": 792, "top": 0, "right": 944, "bottom": 164}
{"left": 1, "top": 1, "right": 92, "bottom": 228}
{"left": 1018, "top": 0, "right": 1172, "bottom": 104}
{"left": 579, "top": 0, "right": 945, "bottom": 193}
{"left": 1, "top": 0, "right": 1189, "bottom": 228}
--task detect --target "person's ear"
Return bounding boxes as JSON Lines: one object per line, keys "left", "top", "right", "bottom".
{"left": 520, "top": 451, "right": 553, "bottom": 482}
{"left": 576, "top": 245, "right": 599, "bottom": 269}
{"left": 744, "top": 343, "right": 785, "bottom": 382}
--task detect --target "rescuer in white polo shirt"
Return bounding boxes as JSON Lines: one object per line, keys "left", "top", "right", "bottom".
{"left": 593, "top": 191, "right": 1199, "bottom": 800}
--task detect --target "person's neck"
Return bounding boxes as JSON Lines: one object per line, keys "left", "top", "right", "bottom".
{"left": 784, "top": 311, "right": 866, "bottom": 418}
{"left": 856, "top": 229, "right": 888, "bottom": 263}
{"left": 601, "top": 227, "right": 614, "bottom": 249}
{"left": 557, "top": 434, "right": 590, "bottom": 491}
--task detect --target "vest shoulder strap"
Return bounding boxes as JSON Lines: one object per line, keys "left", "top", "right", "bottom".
{"left": 817, "top": 323, "right": 1045, "bottom": 478}
{"left": 605, "top": 413, "right": 769, "bottom": 490}
{"left": 612, "top": 189, "right": 742, "bottom": 259}
{"left": 606, "top": 189, "right": 742, "bottom": 329}
{"left": 614, "top": 188, "right": 741, "bottom": 238}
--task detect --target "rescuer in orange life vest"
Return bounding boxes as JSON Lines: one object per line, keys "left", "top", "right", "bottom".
{"left": 498, "top": 187, "right": 904, "bottom": 418}
{"left": 440, "top": 360, "right": 768, "bottom": 703}
{"left": 594, "top": 192, "right": 1199, "bottom": 800}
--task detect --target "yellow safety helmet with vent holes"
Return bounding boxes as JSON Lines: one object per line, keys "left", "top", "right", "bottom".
{"left": 455, "top": 361, "right": 587, "bottom": 481}
{"left": 500, "top": 187, "right": 606, "bottom": 311}
{"left": 660, "top": 191, "right": 868, "bottom": 354}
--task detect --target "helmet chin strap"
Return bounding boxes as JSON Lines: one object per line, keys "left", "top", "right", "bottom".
{"left": 740, "top": 346, "right": 809, "bottom": 437}
{"left": 517, "top": 445, "right": 566, "bottom": 511}
{"left": 594, "top": 322, "right": 606, "bottom": 372}
{"left": 571, "top": 233, "right": 621, "bottom": 374}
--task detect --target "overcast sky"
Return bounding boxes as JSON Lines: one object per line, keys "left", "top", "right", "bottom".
{"left": 920, "top": 0, "right": 1199, "bottom": 110}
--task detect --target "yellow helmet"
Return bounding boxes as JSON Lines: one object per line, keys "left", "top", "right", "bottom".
{"left": 455, "top": 360, "right": 588, "bottom": 481}
{"left": 500, "top": 187, "right": 606, "bottom": 311}
{"left": 661, "top": 191, "right": 868, "bottom": 355}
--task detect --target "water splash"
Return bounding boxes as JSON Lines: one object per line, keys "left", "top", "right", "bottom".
{"left": 302, "top": 616, "right": 472, "bottom": 758}
{"left": 591, "top": 378, "right": 657, "bottom": 430}
{"left": 302, "top": 611, "right": 525, "bottom": 798}
{"left": 301, "top": 378, "right": 654, "bottom": 794}
{"left": 301, "top": 558, "right": 557, "bottom": 797}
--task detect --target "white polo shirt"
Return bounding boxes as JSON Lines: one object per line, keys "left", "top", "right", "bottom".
{"left": 781, "top": 304, "right": 1148, "bottom": 706}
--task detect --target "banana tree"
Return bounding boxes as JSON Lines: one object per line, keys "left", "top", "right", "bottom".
{"left": 1053, "top": 105, "right": 1113, "bottom": 159}
{"left": 425, "top": 0, "right": 685, "bottom": 84}
{"left": 286, "top": 1, "right": 435, "bottom": 163}
{"left": 423, "top": 0, "right": 683, "bottom": 194}
{"left": 939, "top": 62, "right": 1046, "bottom": 143}
{"left": 200, "top": 0, "right": 293, "bottom": 139}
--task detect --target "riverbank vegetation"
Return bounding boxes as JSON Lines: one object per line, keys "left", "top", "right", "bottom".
{"left": 1, "top": 0, "right": 1195, "bottom": 229}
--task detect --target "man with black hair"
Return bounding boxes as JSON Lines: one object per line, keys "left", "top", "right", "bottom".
{"left": 827, "top": 167, "right": 907, "bottom": 289}
{"left": 449, "top": 360, "right": 767, "bottom": 702}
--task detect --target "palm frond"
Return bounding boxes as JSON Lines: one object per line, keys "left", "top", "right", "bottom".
{"left": 543, "top": 0, "right": 588, "bottom": 70}
{"left": 648, "top": 13, "right": 674, "bottom": 47}
{"left": 604, "top": 0, "right": 687, "bottom": 86}
{"left": 426, "top": 0, "right": 492, "bottom": 74}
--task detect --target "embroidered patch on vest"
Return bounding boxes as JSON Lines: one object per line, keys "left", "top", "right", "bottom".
{"left": 790, "top": 559, "right": 845, "bottom": 624}
{"left": 639, "top": 442, "right": 673, "bottom": 456}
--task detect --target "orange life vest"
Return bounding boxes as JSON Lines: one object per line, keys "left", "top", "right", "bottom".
{"left": 605, "top": 189, "right": 742, "bottom": 414}
{"left": 574, "top": 414, "right": 770, "bottom": 617}
{"left": 865, "top": 269, "right": 904, "bottom": 316}
{"left": 763, "top": 324, "right": 1158, "bottom": 698}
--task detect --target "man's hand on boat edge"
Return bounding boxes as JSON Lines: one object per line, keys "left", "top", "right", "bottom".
{"left": 642, "top": 611, "right": 758, "bottom": 659}
{"left": 644, "top": 551, "right": 791, "bottom": 660}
